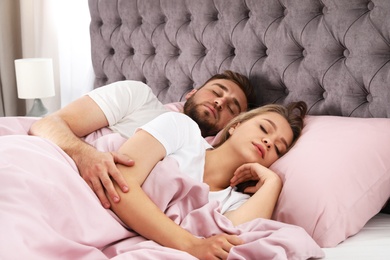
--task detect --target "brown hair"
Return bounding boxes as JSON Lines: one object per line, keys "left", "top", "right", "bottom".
{"left": 201, "top": 70, "right": 256, "bottom": 110}
{"left": 214, "top": 101, "right": 308, "bottom": 149}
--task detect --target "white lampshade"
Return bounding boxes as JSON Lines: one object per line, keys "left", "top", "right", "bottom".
{"left": 14, "top": 58, "right": 55, "bottom": 99}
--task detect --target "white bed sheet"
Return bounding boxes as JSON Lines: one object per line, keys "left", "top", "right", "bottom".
{"left": 321, "top": 213, "right": 390, "bottom": 260}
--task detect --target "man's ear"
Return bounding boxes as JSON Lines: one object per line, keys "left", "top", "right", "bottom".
{"left": 185, "top": 89, "right": 197, "bottom": 100}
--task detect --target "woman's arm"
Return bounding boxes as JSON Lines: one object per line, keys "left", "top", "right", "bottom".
{"left": 225, "top": 163, "right": 282, "bottom": 226}
{"left": 110, "top": 129, "right": 243, "bottom": 259}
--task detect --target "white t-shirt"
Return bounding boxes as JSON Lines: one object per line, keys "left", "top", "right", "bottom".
{"left": 140, "top": 112, "right": 250, "bottom": 214}
{"left": 88, "top": 80, "right": 168, "bottom": 138}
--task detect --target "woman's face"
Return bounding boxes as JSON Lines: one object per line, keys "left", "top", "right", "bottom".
{"left": 229, "top": 112, "right": 294, "bottom": 167}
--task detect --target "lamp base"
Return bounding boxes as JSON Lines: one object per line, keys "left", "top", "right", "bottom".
{"left": 26, "top": 98, "right": 49, "bottom": 117}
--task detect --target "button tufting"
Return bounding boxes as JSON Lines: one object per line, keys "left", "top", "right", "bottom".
{"left": 323, "top": 91, "right": 328, "bottom": 99}
{"left": 302, "top": 49, "right": 307, "bottom": 57}
{"left": 367, "top": 1, "right": 374, "bottom": 11}
{"left": 186, "top": 13, "right": 192, "bottom": 22}
{"left": 343, "top": 49, "right": 350, "bottom": 58}
{"left": 322, "top": 7, "right": 328, "bottom": 14}
{"left": 283, "top": 8, "right": 288, "bottom": 16}
{"left": 367, "top": 93, "right": 373, "bottom": 103}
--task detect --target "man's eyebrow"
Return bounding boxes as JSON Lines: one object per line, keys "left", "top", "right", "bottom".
{"left": 214, "top": 83, "right": 242, "bottom": 113}
{"left": 264, "top": 118, "right": 288, "bottom": 149}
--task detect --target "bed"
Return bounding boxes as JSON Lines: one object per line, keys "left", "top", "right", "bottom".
{"left": 88, "top": 0, "right": 390, "bottom": 258}
{"left": 0, "top": 0, "right": 389, "bottom": 259}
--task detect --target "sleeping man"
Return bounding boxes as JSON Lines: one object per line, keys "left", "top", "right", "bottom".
{"left": 29, "top": 70, "right": 256, "bottom": 208}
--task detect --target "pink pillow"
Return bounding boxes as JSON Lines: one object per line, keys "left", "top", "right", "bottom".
{"left": 270, "top": 115, "right": 390, "bottom": 247}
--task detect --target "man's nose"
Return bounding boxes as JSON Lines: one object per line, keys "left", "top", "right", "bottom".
{"left": 214, "top": 98, "right": 225, "bottom": 110}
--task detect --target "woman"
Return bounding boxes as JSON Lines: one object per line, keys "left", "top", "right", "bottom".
{"left": 107, "top": 101, "right": 307, "bottom": 259}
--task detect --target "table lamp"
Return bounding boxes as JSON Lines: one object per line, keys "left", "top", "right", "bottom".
{"left": 14, "top": 58, "right": 55, "bottom": 117}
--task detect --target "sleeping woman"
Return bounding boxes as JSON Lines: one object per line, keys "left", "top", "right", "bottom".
{"left": 103, "top": 101, "right": 307, "bottom": 259}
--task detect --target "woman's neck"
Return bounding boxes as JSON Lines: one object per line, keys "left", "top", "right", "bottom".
{"left": 203, "top": 145, "right": 242, "bottom": 191}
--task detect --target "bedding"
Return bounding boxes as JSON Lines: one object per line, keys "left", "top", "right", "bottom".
{"left": 270, "top": 115, "right": 390, "bottom": 247}
{"left": 322, "top": 213, "right": 390, "bottom": 260}
{"left": 0, "top": 118, "right": 324, "bottom": 259}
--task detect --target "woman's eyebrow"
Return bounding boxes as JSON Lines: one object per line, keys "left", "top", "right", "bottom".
{"left": 264, "top": 118, "right": 288, "bottom": 149}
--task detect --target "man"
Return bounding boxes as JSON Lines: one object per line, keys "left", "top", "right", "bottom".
{"left": 30, "top": 70, "right": 256, "bottom": 208}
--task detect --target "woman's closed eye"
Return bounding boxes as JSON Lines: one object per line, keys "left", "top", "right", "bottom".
{"left": 260, "top": 125, "right": 268, "bottom": 134}
{"left": 275, "top": 145, "right": 282, "bottom": 157}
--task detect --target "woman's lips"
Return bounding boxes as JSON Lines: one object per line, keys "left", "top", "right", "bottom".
{"left": 253, "top": 142, "right": 265, "bottom": 158}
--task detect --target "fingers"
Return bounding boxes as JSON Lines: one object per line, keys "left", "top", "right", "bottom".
{"left": 111, "top": 152, "right": 134, "bottom": 167}
{"left": 85, "top": 175, "right": 111, "bottom": 209}
{"left": 230, "top": 164, "right": 258, "bottom": 187}
{"left": 215, "top": 234, "right": 244, "bottom": 259}
{"left": 107, "top": 154, "right": 130, "bottom": 193}
{"left": 225, "top": 234, "right": 244, "bottom": 246}
{"left": 80, "top": 152, "right": 133, "bottom": 208}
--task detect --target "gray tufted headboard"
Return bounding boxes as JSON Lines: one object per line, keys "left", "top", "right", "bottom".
{"left": 88, "top": 0, "right": 390, "bottom": 118}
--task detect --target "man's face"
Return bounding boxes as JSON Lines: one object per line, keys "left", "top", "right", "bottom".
{"left": 183, "top": 79, "right": 248, "bottom": 137}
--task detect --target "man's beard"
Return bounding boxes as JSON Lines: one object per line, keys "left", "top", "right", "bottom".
{"left": 184, "top": 98, "right": 218, "bottom": 137}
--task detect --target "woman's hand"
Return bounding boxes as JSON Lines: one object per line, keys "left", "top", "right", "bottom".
{"left": 187, "top": 234, "right": 243, "bottom": 260}
{"left": 230, "top": 163, "right": 281, "bottom": 194}
{"left": 225, "top": 163, "right": 283, "bottom": 224}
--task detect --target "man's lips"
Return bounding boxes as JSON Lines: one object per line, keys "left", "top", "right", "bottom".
{"left": 204, "top": 104, "right": 217, "bottom": 119}
{"left": 253, "top": 142, "right": 265, "bottom": 159}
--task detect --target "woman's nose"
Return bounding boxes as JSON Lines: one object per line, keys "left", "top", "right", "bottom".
{"left": 263, "top": 138, "right": 272, "bottom": 149}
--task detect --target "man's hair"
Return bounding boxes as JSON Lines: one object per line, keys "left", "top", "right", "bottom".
{"left": 201, "top": 70, "right": 257, "bottom": 110}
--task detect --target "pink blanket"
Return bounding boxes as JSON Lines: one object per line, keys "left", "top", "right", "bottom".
{"left": 0, "top": 117, "right": 324, "bottom": 259}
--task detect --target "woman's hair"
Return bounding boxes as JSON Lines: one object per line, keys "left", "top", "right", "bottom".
{"left": 214, "top": 101, "right": 308, "bottom": 150}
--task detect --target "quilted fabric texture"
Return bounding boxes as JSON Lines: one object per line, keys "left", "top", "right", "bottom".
{"left": 89, "top": 0, "right": 390, "bottom": 117}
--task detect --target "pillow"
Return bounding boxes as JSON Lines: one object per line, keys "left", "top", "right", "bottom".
{"left": 270, "top": 115, "right": 390, "bottom": 247}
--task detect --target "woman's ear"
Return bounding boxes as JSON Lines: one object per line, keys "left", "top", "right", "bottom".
{"left": 228, "top": 123, "right": 240, "bottom": 135}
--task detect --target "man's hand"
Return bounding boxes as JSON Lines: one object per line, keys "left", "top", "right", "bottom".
{"left": 74, "top": 148, "right": 134, "bottom": 208}
{"left": 188, "top": 234, "right": 243, "bottom": 260}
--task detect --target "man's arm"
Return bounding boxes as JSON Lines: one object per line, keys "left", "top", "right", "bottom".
{"left": 29, "top": 96, "right": 132, "bottom": 208}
